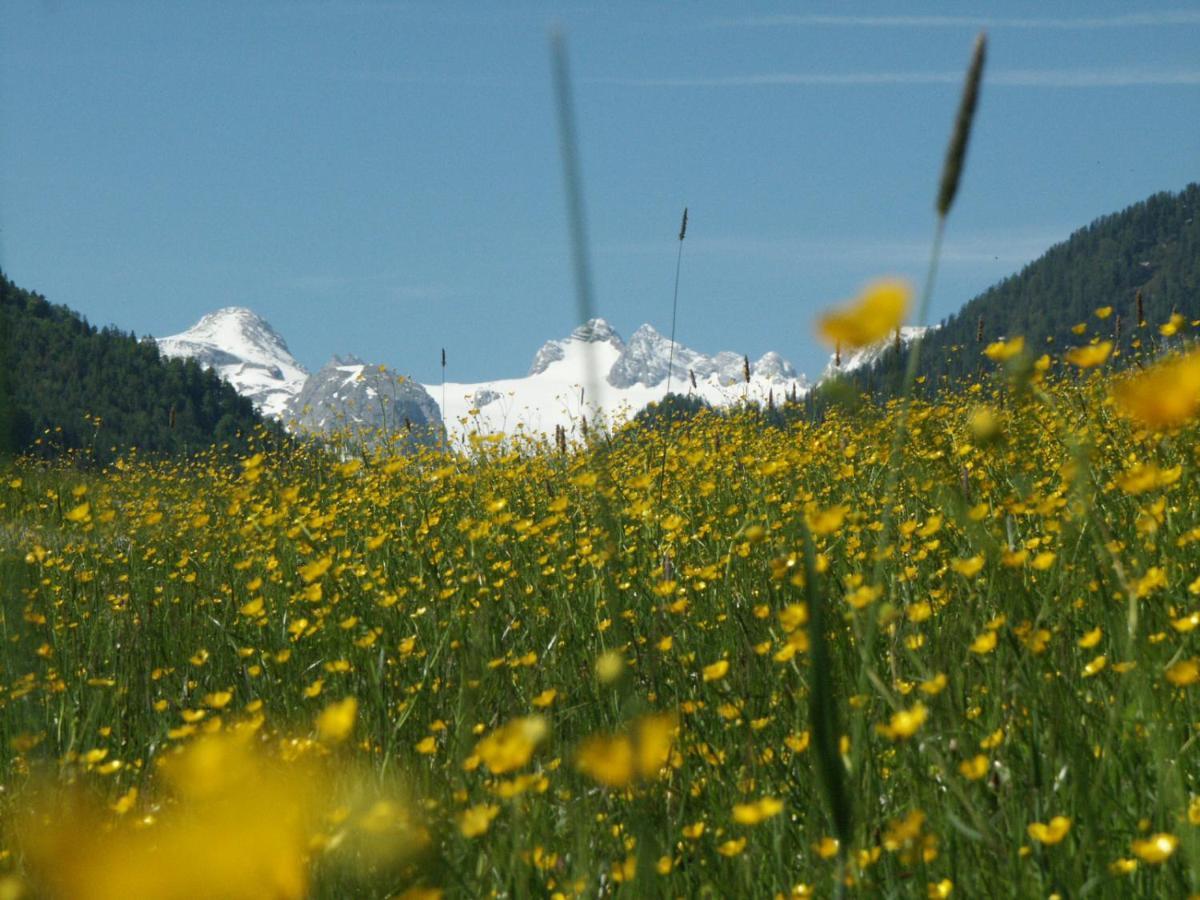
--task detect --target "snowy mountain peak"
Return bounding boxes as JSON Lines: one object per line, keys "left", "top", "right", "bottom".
{"left": 528, "top": 318, "right": 626, "bottom": 375}
{"left": 571, "top": 318, "right": 622, "bottom": 344}
{"left": 754, "top": 351, "right": 798, "bottom": 381}
{"left": 156, "top": 307, "right": 309, "bottom": 419}
{"left": 607, "top": 325, "right": 805, "bottom": 391}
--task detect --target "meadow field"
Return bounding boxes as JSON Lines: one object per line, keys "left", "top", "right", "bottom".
{"left": 2, "top": 325, "right": 1200, "bottom": 898}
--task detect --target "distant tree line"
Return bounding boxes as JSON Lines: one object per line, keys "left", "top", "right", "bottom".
{"left": 831, "top": 182, "right": 1200, "bottom": 401}
{"left": 0, "top": 272, "right": 271, "bottom": 464}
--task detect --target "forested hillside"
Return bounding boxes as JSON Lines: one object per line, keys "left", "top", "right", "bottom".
{"left": 839, "top": 183, "right": 1200, "bottom": 397}
{"left": 0, "top": 273, "right": 269, "bottom": 462}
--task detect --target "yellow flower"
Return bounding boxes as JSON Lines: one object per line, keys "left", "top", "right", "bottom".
{"left": 1082, "top": 655, "right": 1107, "bottom": 677}
{"left": 969, "top": 631, "right": 997, "bottom": 655}
{"left": 1078, "top": 627, "right": 1102, "bottom": 649}
{"left": 415, "top": 736, "right": 437, "bottom": 755}
{"left": 876, "top": 703, "right": 928, "bottom": 741}
{"left": 1117, "top": 463, "right": 1182, "bottom": 495}
{"left": 682, "top": 821, "right": 706, "bottom": 840}
{"left": 635, "top": 714, "right": 677, "bottom": 779}
{"left": 576, "top": 714, "right": 676, "bottom": 788}
{"left": 298, "top": 555, "right": 333, "bottom": 584}
{"left": 958, "top": 755, "right": 989, "bottom": 780}
{"left": 702, "top": 659, "right": 730, "bottom": 682}
{"left": 315, "top": 696, "right": 358, "bottom": 743}
{"left": 716, "top": 837, "right": 747, "bottom": 857}
{"left": 1135, "top": 567, "right": 1168, "bottom": 598}
{"left": 785, "top": 731, "right": 811, "bottom": 753}
{"left": 203, "top": 691, "right": 233, "bottom": 710}
{"left": 983, "top": 336, "right": 1025, "bottom": 362}
{"left": 1109, "top": 858, "right": 1138, "bottom": 875}
{"left": 817, "top": 279, "right": 911, "bottom": 349}
{"left": 1166, "top": 659, "right": 1200, "bottom": 687}
{"left": 951, "top": 555, "right": 985, "bottom": 578}
{"left": 1131, "top": 833, "right": 1178, "bottom": 864}
{"left": 474, "top": 716, "right": 547, "bottom": 775}
{"left": 1065, "top": 341, "right": 1112, "bottom": 368}
{"left": 732, "top": 796, "right": 784, "bottom": 825}
{"left": 595, "top": 650, "right": 625, "bottom": 683}
{"left": 65, "top": 502, "right": 91, "bottom": 523}
{"left": 1159, "top": 312, "right": 1186, "bottom": 336}
{"left": 459, "top": 803, "right": 500, "bottom": 838}
{"left": 531, "top": 689, "right": 558, "bottom": 708}
{"left": 1031, "top": 552, "right": 1056, "bottom": 571}
{"left": 1027, "top": 816, "right": 1071, "bottom": 845}
{"left": 815, "top": 836, "right": 840, "bottom": 859}
{"left": 1113, "top": 348, "right": 1200, "bottom": 430}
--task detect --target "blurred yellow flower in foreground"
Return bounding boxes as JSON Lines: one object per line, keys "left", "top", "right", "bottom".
{"left": 472, "top": 716, "right": 547, "bottom": 775}
{"left": 575, "top": 713, "right": 677, "bottom": 788}
{"left": 1065, "top": 341, "right": 1112, "bottom": 368}
{"left": 983, "top": 336, "right": 1024, "bottom": 362}
{"left": 316, "top": 696, "right": 359, "bottom": 743}
{"left": 817, "top": 279, "right": 911, "bottom": 349}
{"left": 18, "top": 733, "right": 318, "bottom": 900}
{"left": 1112, "top": 348, "right": 1200, "bottom": 430}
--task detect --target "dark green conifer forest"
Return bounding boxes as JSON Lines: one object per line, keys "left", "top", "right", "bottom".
{"left": 0, "top": 272, "right": 269, "bottom": 463}
{"left": 829, "top": 183, "right": 1200, "bottom": 400}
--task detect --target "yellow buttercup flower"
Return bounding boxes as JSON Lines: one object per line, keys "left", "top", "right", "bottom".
{"left": 1064, "top": 341, "right": 1112, "bottom": 368}
{"left": 1131, "top": 833, "right": 1178, "bottom": 864}
{"left": 732, "top": 796, "right": 784, "bottom": 826}
{"left": 1112, "top": 348, "right": 1200, "bottom": 430}
{"left": 876, "top": 703, "right": 928, "bottom": 741}
{"left": 1027, "top": 816, "right": 1071, "bottom": 845}
{"left": 315, "top": 696, "right": 358, "bottom": 743}
{"left": 473, "top": 716, "right": 547, "bottom": 775}
{"left": 459, "top": 803, "right": 500, "bottom": 838}
{"left": 983, "top": 336, "right": 1025, "bottom": 362}
{"left": 817, "top": 279, "right": 912, "bottom": 349}
{"left": 702, "top": 659, "right": 730, "bottom": 682}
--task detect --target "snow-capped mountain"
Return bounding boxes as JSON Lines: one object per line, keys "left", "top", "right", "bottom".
{"left": 158, "top": 308, "right": 811, "bottom": 445}
{"left": 608, "top": 323, "right": 798, "bottom": 389}
{"left": 156, "top": 308, "right": 308, "bottom": 418}
{"left": 429, "top": 318, "right": 809, "bottom": 442}
{"left": 819, "top": 326, "right": 933, "bottom": 382}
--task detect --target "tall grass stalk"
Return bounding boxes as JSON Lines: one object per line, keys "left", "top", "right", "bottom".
{"left": 656, "top": 207, "right": 688, "bottom": 509}
{"left": 855, "top": 28, "right": 986, "bottom": 819}
{"left": 549, "top": 28, "right": 602, "bottom": 421}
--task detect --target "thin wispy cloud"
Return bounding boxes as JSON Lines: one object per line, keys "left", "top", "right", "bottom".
{"left": 599, "top": 229, "right": 1065, "bottom": 269}
{"left": 589, "top": 68, "right": 1200, "bottom": 89}
{"left": 711, "top": 12, "right": 1200, "bottom": 30}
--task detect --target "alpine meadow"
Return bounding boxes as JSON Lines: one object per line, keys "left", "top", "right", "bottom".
{"left": 2, "top": 10, "right": 1200, "bottom": 900}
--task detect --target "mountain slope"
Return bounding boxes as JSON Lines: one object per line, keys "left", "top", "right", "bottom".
{"left": 0, "top": 272, "right": 267, "bottom": 461}
{"left": 852, "top": 183, "right": 1200, "bottom": 396}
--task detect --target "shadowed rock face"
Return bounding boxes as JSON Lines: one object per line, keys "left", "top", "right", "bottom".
{"left": 287, "top": 355, "right": 442, "bottom": 446}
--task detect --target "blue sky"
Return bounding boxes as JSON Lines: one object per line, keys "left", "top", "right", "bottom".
{"left": 2, "top": 2, "right": 1197, "bottom": 382}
